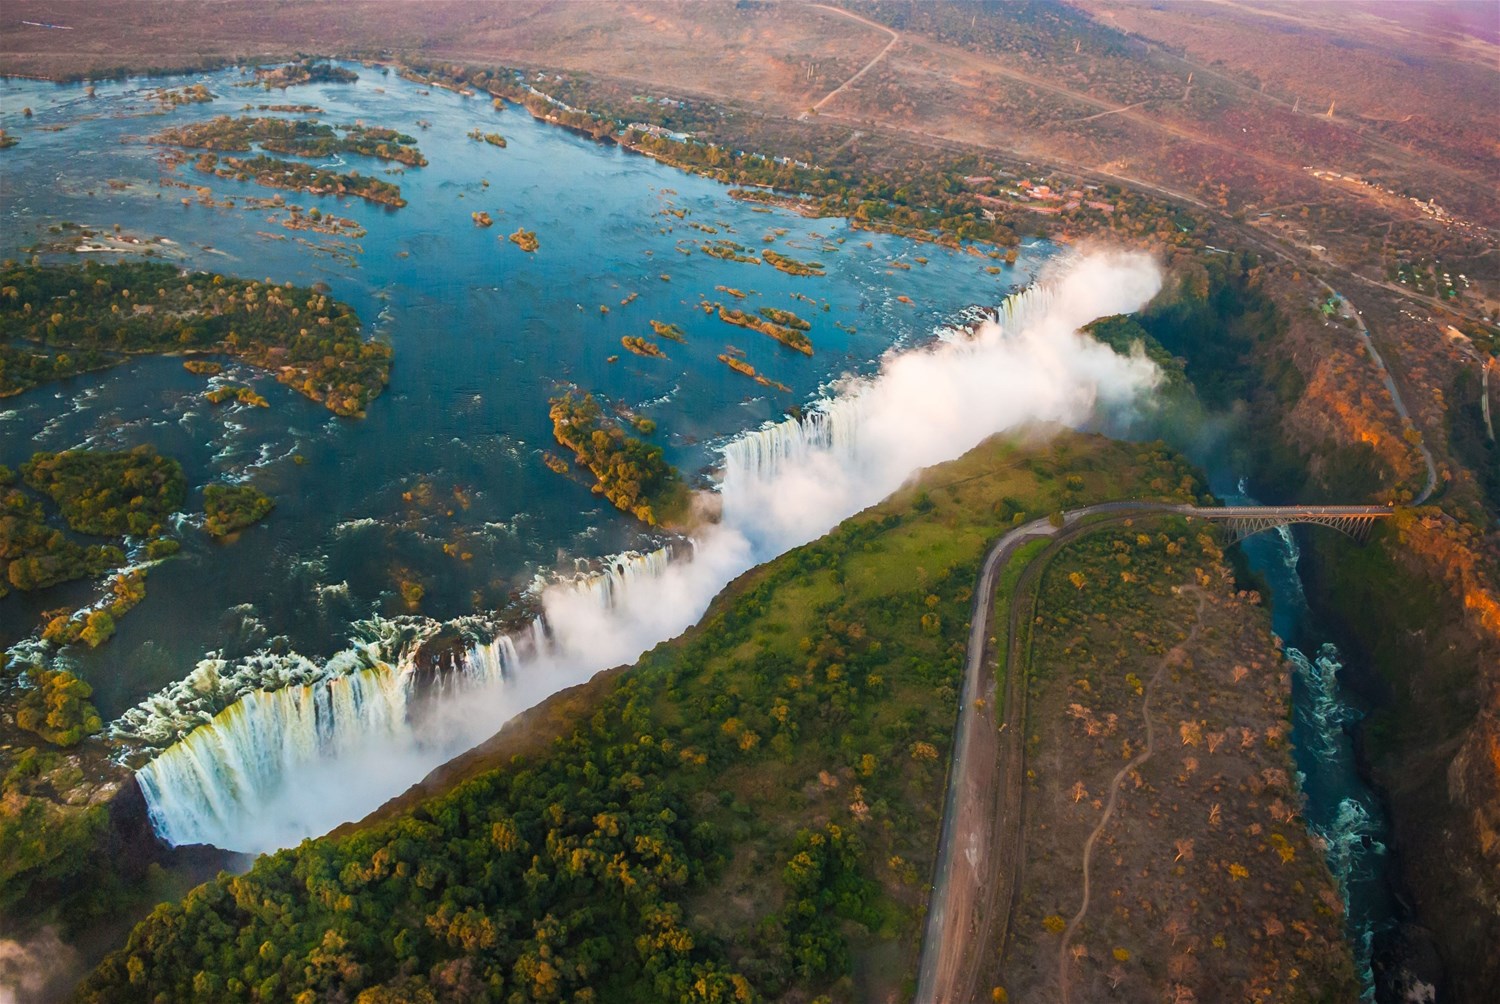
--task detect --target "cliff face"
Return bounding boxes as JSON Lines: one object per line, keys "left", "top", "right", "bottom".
{"left": 1142, "top": 254, "right": 1500, "bottom": 1000}
{"left": 1304, "top": 512, "right": 1500, "bottom": 1001}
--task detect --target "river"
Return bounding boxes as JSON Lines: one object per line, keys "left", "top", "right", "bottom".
{"left": 1220, "top": 478, "right": 1397, "bottom": 1000}
{"left": 0, "top": 61, "right": 1052, "bottom": 715}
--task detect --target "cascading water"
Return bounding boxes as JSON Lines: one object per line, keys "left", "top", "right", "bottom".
{"left": 130, "top": 546, "right": 675, "bottom": 850}
{"left": 1223, "top": 481, "right": 1395, "bottom": 1000}
{"left": 137, "top": 666, "right": 413, "bottom": 847}
{"left": 128, "top": 250, "right": 1167, "bottom": 855}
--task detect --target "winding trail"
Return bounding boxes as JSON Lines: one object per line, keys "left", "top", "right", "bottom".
{"left": 913, "top": 502, "right": 1389, "bottom": 1003}
{"left": 800, "top": 4, "right": 899, "bottom": 119}
{"left": 1056, "top": 590, "right": 1208, "bottom": 1003}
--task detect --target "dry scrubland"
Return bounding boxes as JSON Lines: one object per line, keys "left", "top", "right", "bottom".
{"left": 3, "top": 2, "right": 1495, "bottom": 303}
{"left": 1001, "top": 525, "right": 1355, "bottom": 1001}
{"left": 4, "top": 2, "right": 1499, "bottom": 998}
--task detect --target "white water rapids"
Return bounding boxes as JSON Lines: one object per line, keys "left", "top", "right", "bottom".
{"left": 130, "top": 249, "right": 1165, "bottom": 852}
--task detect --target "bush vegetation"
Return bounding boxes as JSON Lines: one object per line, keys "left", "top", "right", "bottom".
{"left": 74, "top": 432, "right": 1208, "bottom": 1003}
{"left": 157, "top": 115, "right": 426, "bottom": 166}
{"left": 0, "top": 260, "right": 390, "bottom": 416}
{"left": 193, "top": 152, "right": 406, "bottom": 207}
{"left": 203, "top": 484, "right": 276, "bottom": 537}
{"left": 547, "top": 391, "right": 686, "bottom": 526}
{"left": 21, "top": 447, "right": 184, "bottom": 538}
{"left": 15, "top": 668, "right": 103, "bottom": 747}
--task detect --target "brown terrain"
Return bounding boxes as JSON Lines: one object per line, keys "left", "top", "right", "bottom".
{"left": 1000, "top": 527, "right": 1357, "bottom": 1002}
{"left": 4, "top": 1, "right": 1494, "bottom": 310}
{"left": 3, "top": 2, "right": 1498, "bottom": 999}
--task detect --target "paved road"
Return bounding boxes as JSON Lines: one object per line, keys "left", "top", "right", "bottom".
{"left": 1317, "top": 280, "right": 1439, "bottom": 504}
{"left": 913, "top": 500, "right": 1393, "bottom": 1003}
{"left": 914, "top": 514, "right": 1059, "bottom": 1003}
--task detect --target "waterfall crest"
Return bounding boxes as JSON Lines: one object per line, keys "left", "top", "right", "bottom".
{"left": 129, "top": 250, "right": 1166, "bottom": 854}
{"left": 130, "top": 545, "right": 679, "bottom": 850}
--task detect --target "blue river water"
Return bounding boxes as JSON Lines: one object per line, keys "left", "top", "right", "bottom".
{"left": 0, "top": 63, "right": 1051, "bottom": 718}
{"left": 0, "top": 65, "right": 1394, "bottom": 985}
{"left": 1220, "top": 479, "right": 1395, "bottom": 999}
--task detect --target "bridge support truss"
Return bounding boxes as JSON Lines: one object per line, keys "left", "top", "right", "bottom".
{"left": 1209, "top": 513, "right": 1385, "bottom": 545}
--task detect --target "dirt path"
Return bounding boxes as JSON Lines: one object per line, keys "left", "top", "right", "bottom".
{"left": 799, "top": 4, "right": 899, "bottom": 119}
{"left": 915, "top": 505, "right": 1384, "bottom": 1002}
{"left": 1056, "top": 589, "right": 1208, "bottom": 1003}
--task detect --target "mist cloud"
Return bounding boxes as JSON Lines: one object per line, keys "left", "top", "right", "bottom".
{"left": 530, "top": 248, "right": 1163, "bottom": 688}
{"left": 138, "top": 248, "right": 1164, "bottom": 853}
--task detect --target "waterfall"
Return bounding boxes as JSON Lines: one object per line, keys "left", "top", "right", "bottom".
{"left": 129, "top": 545, "right": 680, "bottom": 851}
{"left": 137, "top": 665, "right": 410, "bottom": 847}
{"left": 129, "top": 250, "right": 1167, "bottom": 854}
{"left": 720, "top": 394, "right": 867, "bottom": 495}
{"left": 719, "top": 279, "right": 1059, "bottom": 515}
{"left": 563, "top": 545, "right": 680, "bottom": 612}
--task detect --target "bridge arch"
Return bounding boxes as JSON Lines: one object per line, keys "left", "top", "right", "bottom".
{"left": 1186, "top": 508, "right": 1393, "bottom": 545}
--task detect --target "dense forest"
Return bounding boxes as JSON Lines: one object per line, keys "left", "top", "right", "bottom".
{"left": 76, "top": 433, "right": 1208, "bottom": 1003}
{"left": 23, "top": 447, "right": 185, "bottom": 538}
{"left": 0, "top": 260, "right": 390, "bottom": 416}
{"left": 1, "top": 466, "right": 122, "bottom": 595}
{"left": 0, "top": 447, "right": 185, "bottom": 596}
{"left": 548, "top": 391, "right": 686, "bottom": 526}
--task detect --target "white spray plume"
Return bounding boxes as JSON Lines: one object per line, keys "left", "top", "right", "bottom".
{"left": 0, "top": 927, "right": 82, "bottom": 1004}
{"left": 136, "top": 248, "right": 1163, "bottom": 853}
{"left": 535, "top": 248, "right": 1162, "bottom": 675}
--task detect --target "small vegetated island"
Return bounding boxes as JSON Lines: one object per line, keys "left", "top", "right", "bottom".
{"left": 757, "top": 305, "right": 811, "bottom": 331}
{"left": 649, "top": 320, "right": 686, "bottom": 343}
{"left": 5, "top": 448, "right": 184, "bottom": 651}
{"left": 547, "top": 390, "right": 686, "bottom": 526}
{"left": 248, "top": 58, "right": 358, "bottom": 89}
{"left": 620, "top": 335, "right": 666, "bottom": 359}
{"left": 191, "top": 152, "right": 406, "bottom": 207}
{"left": 204, "top": 384, "right": 269, "bottom": 408}
{"left": 700, "top": 239, "right": 761, "bottom": 264}
{"left": 150, "top": 83, "right": 214, "bottom": 109}
{"left": 466, "top": 128, "right": 506, "bottom": 148}
{"left": 203, "top": 483, "right": 275, "bottom": 537}
{"left": 22, "top": 448, "right": 185, "bottom": 539}
{"left": 1, "top": 447, "right": 182, "bottom": 597}
{"left": 718, "top": 350, "right": 791, "bottom": 392}
{"left": 717, "top": 305, "right": 813, "bottom": 355}
{"left": 0, "top": 260, "right": 391, "bottom": 416}
{"left": 761, "top": 249, "right": 824, "bottom": 276}
{"left": 156, "top": 115, "right": 427, "bottom": 166}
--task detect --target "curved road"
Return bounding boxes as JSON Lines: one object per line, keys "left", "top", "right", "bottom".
{"left": 1316, "top": 279, "right": 1439, "bottom": 504}
{"left": 913, "top": 501, "right": 1392, "bottom": 1002}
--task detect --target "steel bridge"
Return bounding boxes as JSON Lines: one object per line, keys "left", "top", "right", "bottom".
{"left": 1183, "top": 504, "right": 1394, "bottom": 544}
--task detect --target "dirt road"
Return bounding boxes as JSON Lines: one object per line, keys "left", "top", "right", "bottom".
{"left": 800, "top": 4, "right": 899, "bottom": 119}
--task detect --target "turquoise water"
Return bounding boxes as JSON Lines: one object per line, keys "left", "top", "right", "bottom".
{"left": 0, "top": 63, "right": 1051, "bottom": 719}
{"left": 1220, "top": 479, "right": 1395, "bottom": 999}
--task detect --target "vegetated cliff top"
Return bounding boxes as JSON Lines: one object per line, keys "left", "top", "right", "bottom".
{"left": 75, "top": 424, "right": 1347, "bottom": 1003}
